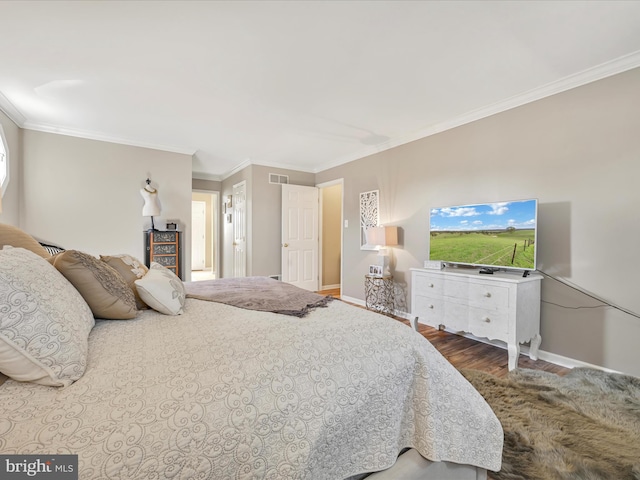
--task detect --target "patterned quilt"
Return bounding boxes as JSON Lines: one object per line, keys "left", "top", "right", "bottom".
{"left": 0, "top": 298, "right": 502, "bottom": 479}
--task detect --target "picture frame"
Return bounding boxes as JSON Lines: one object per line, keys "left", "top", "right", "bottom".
{"left": 369, "top": 265, "right": 383, "bottom": 277}
{"left": 166, "top": 222, "right": 177, "bottom": 230}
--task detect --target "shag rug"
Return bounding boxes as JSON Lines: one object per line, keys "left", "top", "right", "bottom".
{"left": 461, "top": 367, "right": 640, "bottom": 480}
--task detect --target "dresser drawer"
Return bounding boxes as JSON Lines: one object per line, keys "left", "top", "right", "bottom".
{"left": 444, "top": 280, "right": 508, "bottom": 310}
{"left": 467, "top": 308, "right": 509, "bottom": 336}
{"left": 153, "top": 255, "right": 177, "bottom": 267}
{"left": 153, "top": 244, "right": 177, "bottom": 255}
{"left": 414, "top": 273, "right": 444, "bottom": 296}
{"left": 153, "top": 231, "right": 177, "bottom": 243}
{"left": 414, "top": 295, "right": 444, "bottom": 325}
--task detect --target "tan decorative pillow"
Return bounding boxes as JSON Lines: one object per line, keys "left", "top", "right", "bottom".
{"left": 0, "top": 222, "right": 51, "bottom": 258}
{"left": 100, "top": 254, "right": 149, "bottom": 310}
{"left": 0, "top": 247, "right": 95, "bottom": 386}
{"left": 52, "top": 250, "right": 138, "bottom": 320}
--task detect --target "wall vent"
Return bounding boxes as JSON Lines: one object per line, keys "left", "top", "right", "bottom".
{"left": 269, "top": 173, "right": 289, "bottom": 185}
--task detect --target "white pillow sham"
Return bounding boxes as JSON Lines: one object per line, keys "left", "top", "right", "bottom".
{"left": 0, "top": 246, "right": 95, "bottom": 386}
{"left": 134, "top": 262, "right": 186, "bottom": 315}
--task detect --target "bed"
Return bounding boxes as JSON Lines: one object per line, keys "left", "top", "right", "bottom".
{"left": 0, "top": 225, "right": 503, "bottom": 480}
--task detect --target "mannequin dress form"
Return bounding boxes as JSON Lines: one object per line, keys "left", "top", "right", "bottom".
{"left": 141, "top": 179, "right": 160, "bottom": 230}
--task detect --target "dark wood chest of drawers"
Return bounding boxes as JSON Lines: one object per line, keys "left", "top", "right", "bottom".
{"left": 144, "top": 230, "right": 182, "bottom": 279}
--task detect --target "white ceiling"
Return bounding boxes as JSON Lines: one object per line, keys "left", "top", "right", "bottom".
{"left": 1, "top": 1, "right": 640, "bottom": 180}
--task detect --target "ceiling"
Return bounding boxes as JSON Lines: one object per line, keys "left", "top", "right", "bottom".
{"left": 1, "top": 1, "right": 640, "bottom": 180}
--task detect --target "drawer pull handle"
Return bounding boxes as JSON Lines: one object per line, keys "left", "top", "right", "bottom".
{"left": 483, "top": 317, "right": 491, "bottom": 323}
{"left": 428, "top": 283, "right": 434, "bottom": 288}
{"left": 429, "top": 304, "right": 434, "bottom": 309}
{"left": 484, "top": 292, "right": 492, "bottom": 298}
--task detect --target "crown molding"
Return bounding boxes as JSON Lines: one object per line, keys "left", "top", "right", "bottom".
{"left": 0, "top": 92, "right": 27, "bottom": 126}
{"left": 22, "top": 121, "right": 197, "bottom": 156}
{"left": 317, "top": 50, "right": 640, "bottom": 173}
{"left": 192, "top": 171, "right": 222, "bottom": 182}
{"left": 218, "top": 157, "right": 318, "bottom": 181}
{"left": 219, "top": 159, "right": 253, "bottom": 181}
{"left": 4, "top": 49, "right": 639, "bottom": 178}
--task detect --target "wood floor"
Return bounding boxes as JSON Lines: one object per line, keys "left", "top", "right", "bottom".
{"left": 319, "top": 288, "right": 569, "bottom": 378}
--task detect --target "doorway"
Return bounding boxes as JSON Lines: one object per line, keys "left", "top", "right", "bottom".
{"left": 232, "top": 181, "right": 247, "bottom": 278}
{"left": 318, "top": 180, "right": 343, "bottom": 295}
{"left": 191, "top": 191, "right": 219, "bottom": 281}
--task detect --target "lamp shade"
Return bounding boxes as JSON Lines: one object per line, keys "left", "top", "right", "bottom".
{"left": 366, "top": 226, "right": 398, "bottom": 247}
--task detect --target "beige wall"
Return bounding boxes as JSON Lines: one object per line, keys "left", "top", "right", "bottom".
{"left": 6, "top": 66, "right": 639, "bottom": 375}
{"left": 0, "top": 110, "right": 21, "bottom": 225}
{"left": 20, "top": 130, "right": 193, "bottom": 277}
{"left": 251, "top": 165, "right": 315, "bottom": 278}
{"left": 321, "top": 183, "right": 342, "bottom": 288}
{"left": 220, "top": 165, "right": 315, "bottom": 278}
{"left": 317, "top": 67, "right": 640, "bottom": 376}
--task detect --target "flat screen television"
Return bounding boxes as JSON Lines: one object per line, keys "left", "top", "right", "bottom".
{"left": 429, "top": 198, "right": 538, "bottom": 271}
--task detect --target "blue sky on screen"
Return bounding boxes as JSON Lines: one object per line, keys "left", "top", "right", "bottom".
{"left": 430, "top": 199, "right": 537, "bottom": 231}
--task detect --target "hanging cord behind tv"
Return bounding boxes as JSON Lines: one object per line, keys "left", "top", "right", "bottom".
{"left": 537, "top": 269, "right": 640, "bottom": 320}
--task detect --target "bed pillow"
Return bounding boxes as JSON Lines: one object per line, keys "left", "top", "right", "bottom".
{"left": 0, "top": 223, "right": 51, "bottom": 258}
{"left": 52, "top": 250, "right": 138, "bottom": 320}
{"left": 135, "top": 262, "right": 186, "bottom": 315}
{"left": 100, "top": 254, "right": 149, "bottom": 310}
{"left": 0, "top": 246, "right": 95, "bottom": 386}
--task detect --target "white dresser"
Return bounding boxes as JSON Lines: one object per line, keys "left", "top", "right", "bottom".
{"left": 410, "top": 267, "right": 542, "bottom": 370}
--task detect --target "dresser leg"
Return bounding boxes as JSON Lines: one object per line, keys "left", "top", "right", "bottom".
{"left": 529, "top": 334, "right": 542, "bottom": 361}
{"left": 507, "top": 343, "right": 520, "bottom": 371}
{"left": 409, "top": 317, "right": 419, "bottom": 332}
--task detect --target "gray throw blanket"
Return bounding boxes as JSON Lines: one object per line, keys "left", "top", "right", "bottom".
{"left": 184, "top": 276, "right": 334, "bottom": 317}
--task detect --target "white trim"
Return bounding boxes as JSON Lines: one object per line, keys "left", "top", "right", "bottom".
{"left": 192, "top": 189, "right": 221, "bottom": 281}
{"left": 412, "top": 319, "right": 623, "bottom": 374}
{"left": 222, "top": 159, "right": 253, "bottom": 180}
{"left": 0, "top": 92, "right": 26, "bottom": 126}
{"left": 192, "top": 171, "right": 222, "bottom": 182}
{"left": 0, "top": 125, "right": 10, "bottom": 197}
{"left": 316, "top": 50, "right": 640, "bottom": 174}
{"left": 354, "top": 304, "right": 623, "bottom": 374}
{"left": 22, "top": 122, "right": 197, "bottom": 156}
{"left": 2, "top": 49, "right": 639, "bottom": 179}
{"left": 321, "top": 283, "right": 340, "bottom": 291}
{"left": 317, "top": 178, "right": 344, "bottom": 301}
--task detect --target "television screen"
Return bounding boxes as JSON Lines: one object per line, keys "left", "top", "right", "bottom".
{"left": 429, "top": 199, "right": 538, "bottom": 271}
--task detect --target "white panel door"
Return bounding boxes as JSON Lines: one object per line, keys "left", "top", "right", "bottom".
{"left": 233, "top": 181, "right": 247, "bottom": 278}
{"left": 282, "top": 184, "right": 318, "bottom": 291}
{"left": 191, "top": 200, "right": 206, "bottom": 271}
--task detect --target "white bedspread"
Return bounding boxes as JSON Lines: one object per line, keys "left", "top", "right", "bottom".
{"left": 0, "top": 299, "right": 502, "bottom": 479}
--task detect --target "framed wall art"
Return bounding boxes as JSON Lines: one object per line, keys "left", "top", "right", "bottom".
{"left": 360, "top": 189, "right": 379, "bottom": 251}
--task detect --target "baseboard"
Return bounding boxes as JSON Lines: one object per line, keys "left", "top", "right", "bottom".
{"left": 321, "top": 283, "right": 340, "bottom": 291}
{"left": 341, "top": 295, "right": 365, "bottom": 307}
{"left": 342, "top": 302, "right": 619, "bottom": 374}
{"left": 415, "top": 320, "right": 621, "bottom": 374}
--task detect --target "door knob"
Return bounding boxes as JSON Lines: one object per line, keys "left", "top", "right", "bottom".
{"left": 283, "top": 243, "right": 289, "bottom": 247}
